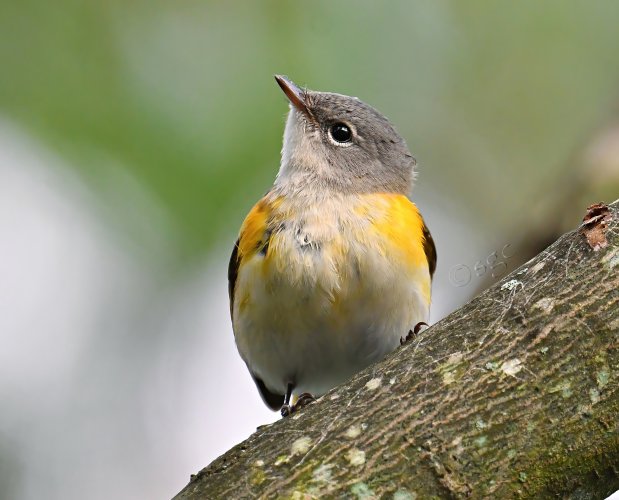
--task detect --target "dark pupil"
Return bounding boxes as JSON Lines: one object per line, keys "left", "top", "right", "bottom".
{"left": 330, "top": 123, "right": 352, "bottom": 143}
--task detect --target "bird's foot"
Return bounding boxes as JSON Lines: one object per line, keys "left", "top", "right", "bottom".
{"left": 280, "top": 404, "right": 293, "bottom": 418}
{"left": 400, "top": 322, "right": 429, "bottom": 345}
{"left": 294, "top": 392, "right": 316, "bottom": 410}
{"left": 280, "top": 393, "right": 316, "bottom": 417}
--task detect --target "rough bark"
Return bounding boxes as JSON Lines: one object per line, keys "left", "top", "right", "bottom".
{"left": 176, "top": 201, "right": 619, "bottom": 500}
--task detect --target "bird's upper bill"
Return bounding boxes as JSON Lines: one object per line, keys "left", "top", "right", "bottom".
{"left": 275, "top": 75, "right": 313, "bottom": 119}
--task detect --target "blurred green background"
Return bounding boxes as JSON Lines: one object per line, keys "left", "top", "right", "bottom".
{"left": 1, "top": 1, "right": 618, "bottom": 499}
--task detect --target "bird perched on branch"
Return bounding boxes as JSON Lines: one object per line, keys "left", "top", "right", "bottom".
{"left": 228, "top": 76, "right": 436, "bottom": 416}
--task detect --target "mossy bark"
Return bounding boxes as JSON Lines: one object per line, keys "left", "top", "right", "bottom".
{"left": 175, "top": 201, "right": 619, "bottom": 500}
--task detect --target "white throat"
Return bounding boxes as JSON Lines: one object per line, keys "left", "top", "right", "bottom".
{"left": 276, "top": 108, "right": 326, "bottom": 186}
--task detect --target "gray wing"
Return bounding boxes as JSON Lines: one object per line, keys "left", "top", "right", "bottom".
{"left": 421, "top": 220, "right": 437, "bottom": 278}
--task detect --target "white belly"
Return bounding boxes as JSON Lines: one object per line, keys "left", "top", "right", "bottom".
{"left": 232, "top": 200, "right": 431, "bottom": 397}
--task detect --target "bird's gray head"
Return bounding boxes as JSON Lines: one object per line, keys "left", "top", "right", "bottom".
{"left": 274, "top": 75, "right": 416, "bottom": 195}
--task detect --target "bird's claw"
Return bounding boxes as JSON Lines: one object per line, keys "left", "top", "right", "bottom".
{"left": 280, "top": 393, "right": 316, "bottom": 417}
{"left": 295, "top": 392, "right": 316, "bottom": 409}
{"left": 280, "top": 404, "right": 292, "bottom": 417}
{"left": 400, "top": 322, "right": 429, "bottom": 345}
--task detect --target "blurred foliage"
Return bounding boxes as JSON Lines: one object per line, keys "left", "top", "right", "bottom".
{"left": 1, "top": 0, "right": 619, "bottom": 264}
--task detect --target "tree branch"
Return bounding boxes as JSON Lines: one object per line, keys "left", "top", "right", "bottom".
{"left": 176, "top": 200, "right": 619, "bottom": 499}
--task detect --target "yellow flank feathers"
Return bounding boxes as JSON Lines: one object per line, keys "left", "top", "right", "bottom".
{"left": 365, "top": 194, "right": 426, "bottom": 264}
{"left": 357, "top": 193, "right": 431, "bottom": 303}
{"left": 238, "top": 199, "right": 270, "bottom": 258}
{"left": 238, "top": 196, "right": 287, "bottom": 258}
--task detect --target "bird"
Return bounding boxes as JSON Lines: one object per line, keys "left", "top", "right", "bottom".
{"left": 228, "top": 75, "right": 436, "bottom": 417}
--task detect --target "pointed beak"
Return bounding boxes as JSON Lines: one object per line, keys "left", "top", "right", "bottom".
{"left": 275, "top": 75, "right": 312, "bottom": 118}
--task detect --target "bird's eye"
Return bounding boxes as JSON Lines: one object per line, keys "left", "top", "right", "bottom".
{"left": 329, "top": 123, "right": 352, "bottom": 144}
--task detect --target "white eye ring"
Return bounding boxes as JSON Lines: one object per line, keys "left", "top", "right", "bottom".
{"left": 327, "top": 122, "right": 354, "bottom": 147}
